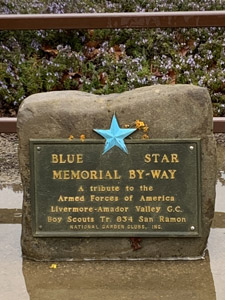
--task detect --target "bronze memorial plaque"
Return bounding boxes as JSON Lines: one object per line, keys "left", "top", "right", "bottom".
{"left": 30, "top": 139, "right": 201, "bottom": 237}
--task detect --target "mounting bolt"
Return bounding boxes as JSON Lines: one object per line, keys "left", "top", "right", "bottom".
{"left": 189, "top": 146, "right": 194, "bottom": 150}
{"left": 37, "top": 146, "right": 41, "bottom": 151}
{"left": 39, "top": 225, "right": 43, "bottom": 230}
{"left": 190, "top": 226, "right": 195, "bottom": 231}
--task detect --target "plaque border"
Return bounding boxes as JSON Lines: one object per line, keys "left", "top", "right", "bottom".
{"left": 30, "top": 139, "right": 201, "bottom": 238}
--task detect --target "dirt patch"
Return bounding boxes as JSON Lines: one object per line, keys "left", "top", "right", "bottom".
{"left": 0, "top": 133, "right": 20, "bottom": 184}
{"left": 215, "top": 133, "right": 225, "bottom": 144}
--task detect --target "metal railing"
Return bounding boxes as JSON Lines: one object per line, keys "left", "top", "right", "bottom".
{"left": 1, "top": 11, "right": 225, "bottom": 133}
{"left": 1, "top": 11, "right": 225, "bottom": 29}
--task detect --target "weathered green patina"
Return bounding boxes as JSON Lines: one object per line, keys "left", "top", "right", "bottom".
{"left": 30, "top": 139, "right": 201, "bottom": 238}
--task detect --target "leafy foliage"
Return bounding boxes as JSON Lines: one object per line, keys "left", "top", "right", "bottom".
{"left": 1, "top": 1, "right": 225, "bottom": 116}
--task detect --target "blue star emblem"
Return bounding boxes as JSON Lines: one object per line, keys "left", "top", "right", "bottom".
{"left": 94, "top": 114, "right": 136, "bottom": 154}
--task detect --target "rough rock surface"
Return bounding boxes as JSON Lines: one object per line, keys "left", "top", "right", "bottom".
{"left": 17, "top": 85, "right": 217, "bottom": 261}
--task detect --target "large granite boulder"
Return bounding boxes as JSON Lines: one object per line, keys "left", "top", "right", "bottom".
{"left": 17, "top": 85, "right": 216, "bottom": 260}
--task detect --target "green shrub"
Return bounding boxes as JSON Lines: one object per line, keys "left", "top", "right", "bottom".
{"left": 1, "top": 1, "right": 225, "bottom": 116}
